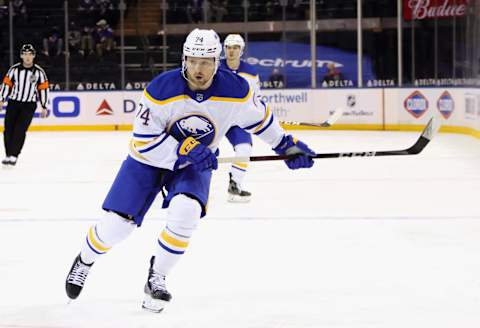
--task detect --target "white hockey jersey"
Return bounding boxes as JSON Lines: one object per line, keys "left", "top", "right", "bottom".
{"left": 129, "top": 68, "right": 284, "bottom": 170}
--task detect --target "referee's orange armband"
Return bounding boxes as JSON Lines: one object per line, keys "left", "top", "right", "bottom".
{"left": 37, "top": 81, "right": 49, "bottom": 90}
{"left": 2, "top": 76, "right": 13, "bottom": 87}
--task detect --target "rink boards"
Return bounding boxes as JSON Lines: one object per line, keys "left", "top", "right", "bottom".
{"left": 0, "top": 87, "right": 479, "bottom": 138}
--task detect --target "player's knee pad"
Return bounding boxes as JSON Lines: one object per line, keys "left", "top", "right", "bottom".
{"left": 95, "top": 211, "right": 136, "bottom": 246}
{"left": 166, "top": 194, "right": 202, "bottom": 238}
{"left": 234, "top": 143, "right": 252, "bottom": 157}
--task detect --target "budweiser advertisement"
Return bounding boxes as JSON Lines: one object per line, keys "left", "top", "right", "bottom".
{"left": 403, "top": 0, "right": 470, "bottom": 20}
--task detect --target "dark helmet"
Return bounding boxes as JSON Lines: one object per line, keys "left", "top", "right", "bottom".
{"left": 20, "top": 44, "right": 36, "bottom": 55}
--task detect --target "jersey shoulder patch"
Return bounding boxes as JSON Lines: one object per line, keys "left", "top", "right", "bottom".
{"left": 145, "top": 69, "right": 185, "bottom": 102}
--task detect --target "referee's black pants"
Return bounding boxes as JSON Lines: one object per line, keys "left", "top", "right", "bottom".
{"left": 3, "top": 100, "right": 37, "bottom": 157}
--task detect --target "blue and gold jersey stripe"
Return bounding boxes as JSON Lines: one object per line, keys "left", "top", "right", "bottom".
{"left": 133, "top": 132, "right": 162, "bottom": 138}
{"left": 238, "top": 72, "right": 259, "bottom": 80}
{"left": 129, "top": 139, "right": 149, "bottom": 161}
{"left": 144, "top": 89, "right": 189, "bottom": 105}
{"left": 138, "top": 134, "right": 170, "bottom": 154}
{"left": 253, "top": 105, "right": 272, "bottom": 133}
{"left": 144, "top": 86, "right": 251, "bottom": 105}
{"left": 210, "top": 88, "right": 252, "bottom": 103}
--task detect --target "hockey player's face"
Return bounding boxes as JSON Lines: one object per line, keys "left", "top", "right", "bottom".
{"left": 225, "top": 45, "right": 241, "bottom": 60}
{"left": 186, "top": 57, "right": 216, "bottom": 87}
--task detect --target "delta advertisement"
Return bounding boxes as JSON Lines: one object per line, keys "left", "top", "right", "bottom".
{"left": 244, "top": 41, "right": 376, "bottom": 88}
{"left": 48, "top": 42, "right": 376, "bottom": 91}
{"left": 0, "top": 89, "right": 383, "bottom": 129}
{"left": 0, "top": 88, "right": 479, "bottom": 138}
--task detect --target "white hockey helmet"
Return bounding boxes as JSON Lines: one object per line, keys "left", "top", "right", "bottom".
{"left": 223, "top": 34, "right": 245, "bottom": 56}
{"left": 182, "top": 28, "right": 222, "bottom": 76}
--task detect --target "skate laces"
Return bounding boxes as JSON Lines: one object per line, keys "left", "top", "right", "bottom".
{"left": 68, "top": 261, "right": 90, "bottom": 286}
{"left": 228, "top": 179, "right": 240, "bottom": 194}
{"left": 149, "top": 270, "right": 167, "bottom": 292}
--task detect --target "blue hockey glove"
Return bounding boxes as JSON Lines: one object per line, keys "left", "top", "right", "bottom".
{"left": 273, "top": 135, "right": 316, "bottom": 170}
{"left": 175, "top": 137, "right": 218, "bottom": 171}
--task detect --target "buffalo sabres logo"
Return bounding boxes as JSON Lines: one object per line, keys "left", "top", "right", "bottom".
{"left": 169, "top": 114, "right": 216, "bottom": 145}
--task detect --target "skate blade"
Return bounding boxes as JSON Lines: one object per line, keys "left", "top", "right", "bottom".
{"left": 227, "top": 193, "right": 251, "bottom": 203}
{"left": 2, "top": 164, "right": 14, "bottom": 169}
{"left": 142, "top": 294, "right": 168, "bottom": 313}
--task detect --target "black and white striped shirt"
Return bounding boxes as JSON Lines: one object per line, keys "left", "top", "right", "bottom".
{"left": 0, "top": 63, "right": 49, "bottom": 108}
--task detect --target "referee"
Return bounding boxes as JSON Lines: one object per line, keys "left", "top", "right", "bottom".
{"left": 0, "top": 44, "right": 49, "bottom": 166}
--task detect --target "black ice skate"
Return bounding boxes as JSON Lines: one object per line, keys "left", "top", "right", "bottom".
{"left": 227, "top": 173, "right": 251, "bottom": 203}
{"left": 65, "top": 254, "right": 93, "bottom": 300}
{"left": 142, "top": 256, "right": 172, "bottom": 313}
{"left": 1, "top": 156, "right": 16, "bottom": 167}
{"left": 8, "top": 156, "right": 17, "bottom": 166}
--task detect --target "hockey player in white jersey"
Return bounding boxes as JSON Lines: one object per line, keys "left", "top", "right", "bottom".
{"left": 220, "top": 34, "right": 261, "bottom": 202}
{"left": 65, "top": 28, "right": 315, "bottom": 313}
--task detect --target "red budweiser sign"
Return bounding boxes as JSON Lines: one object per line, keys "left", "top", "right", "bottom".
{"left": 403, "top": 0, "right": 469, "bottom": 20}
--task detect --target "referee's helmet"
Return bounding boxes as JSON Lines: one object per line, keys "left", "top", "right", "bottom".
{"left": 20, "top": 44, "right": 36, "bottom": 56}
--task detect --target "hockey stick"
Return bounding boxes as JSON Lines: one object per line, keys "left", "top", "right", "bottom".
{"left": 280, "top": 107, "right": 344, "bottom": 128}
{"left": 218, "top": 116, "right": 440, "bottom": 164}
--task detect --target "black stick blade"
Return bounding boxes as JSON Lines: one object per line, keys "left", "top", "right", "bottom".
{"left": 405, "top": 116, "right": 440, "bottom": 155}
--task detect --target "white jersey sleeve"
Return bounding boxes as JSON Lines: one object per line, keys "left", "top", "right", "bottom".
{"left": 129, "top": 90, "right": 180, "bottom": 170}
{"left": 235, "top": 88, "right": 284, "bottom": 148}
{"left": 238, "top": 72, "right": 262, "bottom": 98}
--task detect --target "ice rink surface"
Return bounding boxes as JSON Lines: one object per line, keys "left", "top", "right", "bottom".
{"left": 1, "top": 129, "right": 480, "bottom": 328}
